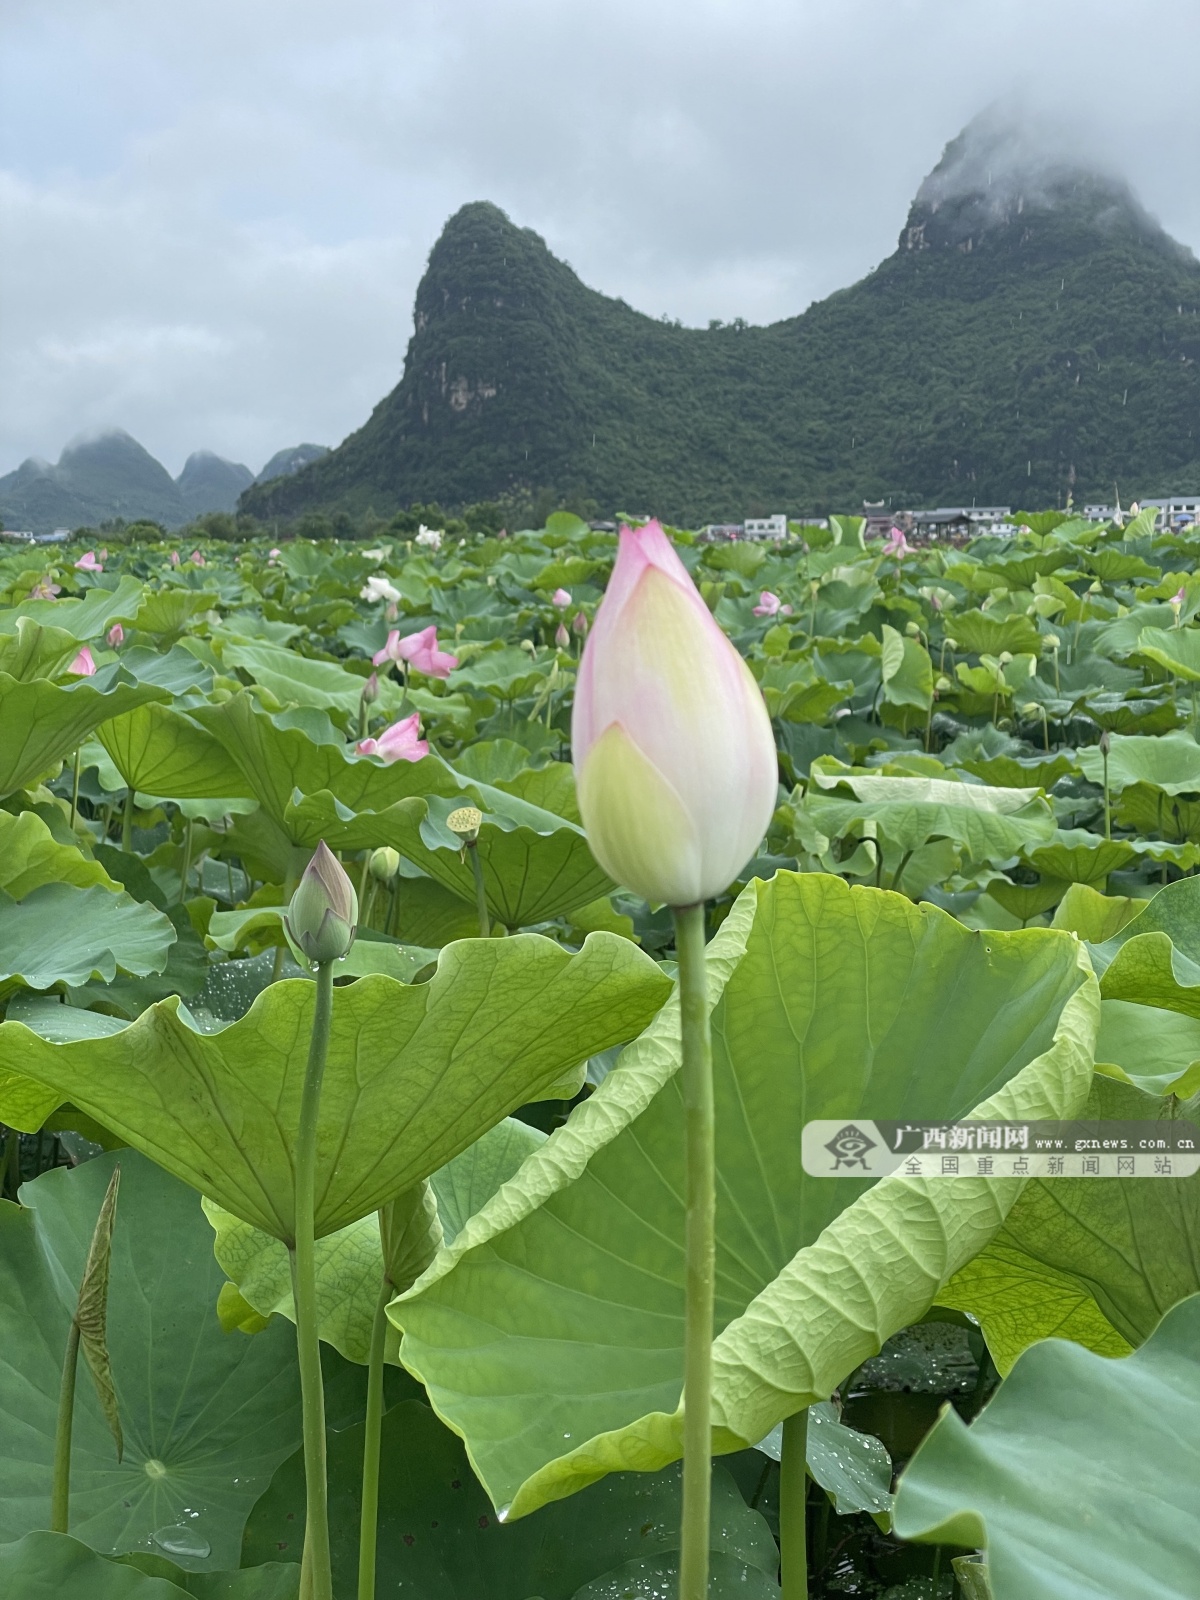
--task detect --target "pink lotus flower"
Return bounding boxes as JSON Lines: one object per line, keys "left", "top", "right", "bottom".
{"left": 169, "top": 551, "right": 181, "bottom": 567}
{"left": 372, "top": 624, "right": 458, "bottom": 678}
{"left": 883, "top": 526, "right": 910, "bottom": 558}
{"left": 552, "top": 588, "right": 572, "bottom": 608}
{"left": 106, "top": 623, "right": 124, "bottom": 648}
{"left": 67, "top": 645, "right": 96, "bottom": 676}
{"left": 190, "top": 550, "right": 205, "bottom": 566}
{"left": 1171, "top": 586, "right": 1187, "bottom": 606}
{"left": 29, "top": 579, "right": 61, "bottom": 600}
{"left": 753, "top": 590, "right": 793, "bottom": 618}
{"left": 572, "top": 519, "right": 777, "bottom": 906}
{"left": 269, "top": 546, "right": 282, "bottom": 559}
{"left": 74, "top": 550, "right": 103, "bottom": 573}
{"left": 356, "top": 712, "right": 428, "bottom": 763}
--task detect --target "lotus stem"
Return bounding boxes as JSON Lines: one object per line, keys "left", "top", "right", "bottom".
{"left": 70, "top": 748, "right": 82, "bottom": 832}
{"left": 779, "top": 1407, "right": 809, "bottom": 1598}
{"left": 178, "top": 818, "right": 194, "bottom": 904}
{"left": 50, "top": 1320, "right": 81, "bottom": 1533}
{"left": 358, "top": 1271, "right": 392, "bottom": 1600}
{"left": 290, "top": 958, "right": 335, "bottom": 1600}
{"left": 672, "top": 902, "right": 714, "bottom": 1600}
{"left": 122, "top": 787, "right": 134, "bottom": 851}
{"left": 466, "top": 840, "right": 490, "bottom": 938}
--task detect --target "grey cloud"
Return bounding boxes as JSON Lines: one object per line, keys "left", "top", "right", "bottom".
{"left": 2, "top": 0, "right": 1199, "bottom": 476}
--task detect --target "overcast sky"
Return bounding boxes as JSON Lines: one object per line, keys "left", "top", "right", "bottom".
{"left": 3, "top": 0, "right": 1199, "bottom": 478}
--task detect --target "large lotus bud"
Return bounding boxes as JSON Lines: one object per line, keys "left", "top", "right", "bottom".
{"left": 571, "top": 520, "right": 777, "bottom": 907}
{"left": 284, "top": 841, "right": 358, "bottom": 965}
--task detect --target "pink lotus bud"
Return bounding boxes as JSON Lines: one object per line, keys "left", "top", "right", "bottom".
{"left": 67, "top": 645, "right": 97, "bottom": 676}
{"left": 106, "top": 623, "right": 125, "bottom": 648}
{"left": 385, "top": 601, "right": 399, "bottom": 622}
{"left": 552, "top": 587, "right": 572, "bottom": 608}
{"left": 753, "top": 590, "right": 781, "bottom": 617}
{"left": 555, "top": 621, "right": 570, "bottom": 648}
{"left": 361, "top": 670, "right": 379, "bottom": 703}
{"left": 190, "top": 550, "right": 205, "bottom": 566}
{"left": 572, "top": 611, "right": 588, "bottom": 637}
{"left": 169, "top": 551, "right": 181, "bottom": 567}
{"left": 269, "top": 546, "right": 282, "bottom": 558}
{"left": 1171, "top": 586, "right": 1187, "bottom": 608}
{"left": 284, "top": 840, "right": 358, "bottom": 964}
{"left": 356, "top": 712, "right": 428, "bottom": 763}
{"left": 74, "top": 550, "right": 103, "bottom": 573}
{"left": 572, "top": 519, "right": 777, "bottom": 906}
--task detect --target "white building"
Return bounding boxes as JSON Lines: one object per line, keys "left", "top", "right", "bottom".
{"left": 743, "top": 514, "right": 789, "bottom": 540}
{"left": 1142, "top": 497, "right": 1200, "bottom": 530}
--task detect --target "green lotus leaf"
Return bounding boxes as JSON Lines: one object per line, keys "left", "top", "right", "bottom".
{"left": 242, "top": 1401, "right": 777, "bottom": 1600}
{"left": 1051, "top": 882, "right": 1143, "bottom": 942}
{"left": 1087, "top": 875, "right": 1200, "bottom": 1016}
{"left": 803, "top": 771, "right": 1056, "bottom": 862}
{"left": 97, "top": 705, "right": 253, "bottom": 800}
{"left": 0, "top": 933, "right": 671, "bottom": 1242}
{"left": 354, "top": 787, "right": 614, "bottom": 927}
{"left": 191, "top": 693, "right": 460, "bottom": 843}
{"left": 756, "top": 1400, "right": 893, "bottom": 1524}
{"left": 1020, "top": 829, "right": 1140, "bottom": 885}
{"left": 128, "top": 589, "right": 218, "bottom": 640}
{"left": 220, "top": 639, "right": 459, "bottom": 721}
{"left": 0, "top": 809, "right": 122, "bottom": 898}
{"left": 0, "top": 1153, "right": 301, "bottom": 1566}
{"left": 880, "top": 625, "right": 933, "bottom": 713}
{"left": 1096, "top": 998, "right": 1200, "bottom": 1095}
{"left": 0, "top": 669, "right": 170, "bottom": 797}
{"left": 1075, "top": 729, "right": 1200, "bottom": 795}
{"left": 0, "top": 1533, "right": 301, "bottom": 1597}
{"left": 1115, "top": 780, "right": 1200, "bottom": 841}
{"left": 393, "top": 872, "right": 1097, "bottom": 1519}
{"left": 942, "top": 610, "right": 1042, "bottom": 656}
{"left": 938, "top": 1075, "right": 1200, "bottom": 1373}
{"left": 1136, "top": 624, "right": 1200, "bottom": 682}
{"left": 0, "top": 882, "right": 177, "bottom": 991}
{"left": 0, "top": 576, "right": 145, "bottom": 642}
{"left": 0, "top": 616, "right": 82, "bottom": 680}
{"left": 206, "top": 1118, "right": 547, "bottom": 1363}
{"left": 893, "top": 1293, "right": 1200, "bottom": 1600}
{"left": 449, "top": 645, "right": 547, "bottom": 698}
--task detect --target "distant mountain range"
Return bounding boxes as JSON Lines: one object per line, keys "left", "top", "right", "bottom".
{"left": 0, "top": 432, "right": 328, "bottom": 534}
{"left": 242, "top": 112, "right": 1200, "bottom": 525}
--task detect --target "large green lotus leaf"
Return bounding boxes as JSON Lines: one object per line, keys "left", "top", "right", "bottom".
{"left": 893, "top": 1293, "right": 1200, "bottom": 1600}
{"left": 0, "top": 809, "right": 122, "bottom": 898}
{"left": 97, "top": 705, "right": 254, "bottom": 800}
{"left": 0, "top": 1533, "right": 301, "bottom": 1598}
{"left": 1087, "top": 875, "right": 1200, "bottom": 1016}
{"left": 937, "top": 1075, "right": 1200, "bottom": 1373}
{"left": 129, "top": 589, "right": 218, "bottom": 640}
{"left": 0, "top": 1153, "right": 301, "bottom": 1567}
{"left": 314, "top": 786, "right": 614, "bottom": 926}
{"left": 1116, "top": 779, "right": 1200, "bottom": 841}
{"left": 113, "top": 1552, "right": 299, "bottom": 1596}
{"left": 0, "top": 670, "right": 169, "bottom": 796}
{"left": 0, "top": 576, "right": 145, "bottom": 641}
{"left": 803, "top": 772, "right": 1056, "bottom": 860}
{"left": 1095, "top": 998, "right": 1200, "bottom": 1095}
{"left": 393, "top": 872, "right": 1098, "bottom": 1518}
{"left": 449, "top": 645, "right": 547, "bottom": 699}
{"left": 0, "top": 615, "right": 81, "bottom": 679}
{"left": 110, "top": 644, "right": 214, "bottom": 697}
{"left": 1075, "top": 729, "right": 1200, "bottom": 794}
{"left": 220, "top": 639, "right": 444, "bottom": 720}
{"left": 242, "top": 1401, "right": 777, "bottom": 1600}
{"left": 1020, "top": 828, "right": 1139, "bottom": 885}
{"left": 206, "top": 1118, "right": 547, "bottom": 1363}
{"left": 1135, "top": 624, "right": 1200, "bottom": 682}
{"left": 192, "top": 694, "right": 460, "bottom": 840}
{"left": 0, "top": 933, "right": 671, "bottom": 1241}
{"left": 942, "top": 609, "right": 1042, "bottom": 656}
{"left": 0, "top": 882, "right": 177, "bottom": 990}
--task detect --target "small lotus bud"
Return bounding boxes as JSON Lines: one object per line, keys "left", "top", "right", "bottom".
{"left": 1044, "top": 634, "right": 1061, "bottom": 650}
{"left": 284, "top": 841, "right": 358, "bottom": 965}
{"left": 904, "top": 621, "right": 921, "bottom": 637}
{"left": 1100, "top": 731, "right": 1112, "bottom": 755}
{"left": 361, "top": 671, "right": 379, "bottom": 704}
{"left": 555, "top": 621, "right": 570, "bottom": 648}
{"left": 572, "top": 610, "right": 588, "bottom": 637}
{"left": 936, "top": 675, "right": 953, "bottom": 692}
{"left": 369, "top": 846, "right": 400, "bottom": 884}
{"left": 552, "top": 588, "right": 572, "bottom": 608}
{"left": 998, "top": 650, "right": 1013, "bottom": 665}
{"left": 1021, "top": 702, "right": 1040, "bottom": 718}
{"left": 944, "top": 637, "right": 958, "bottom": 652}
{"left": 520, "top": 638, "right": 536, "bottom": 654}
{"left": 106, "top": 623, "right": 124, "bottom": 648}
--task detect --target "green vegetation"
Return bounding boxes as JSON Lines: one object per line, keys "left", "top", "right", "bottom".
{"left": 244, "top": 144, "right": 1200, "bottom": 528}
{"left": 4, "top": 510, "right": 1200, "bottom": 1595}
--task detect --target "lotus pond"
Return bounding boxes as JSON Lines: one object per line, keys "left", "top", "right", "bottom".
{"left": 1, "top": 507, "right": 1198, "bottom": 1600}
